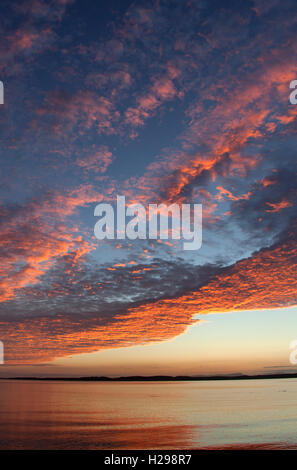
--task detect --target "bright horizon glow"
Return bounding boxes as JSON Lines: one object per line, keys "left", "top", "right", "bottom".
{"left": 2, "top": 306, "right": 297, "bottom": 378}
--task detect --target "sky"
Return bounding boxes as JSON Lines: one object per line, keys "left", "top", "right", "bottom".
{"left": 1, "top": 0, "right": 297, "bottom": 377}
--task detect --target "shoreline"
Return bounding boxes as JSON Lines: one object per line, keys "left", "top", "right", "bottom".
{"left": 1, "top": 372, "right": 297, "bottom": 382}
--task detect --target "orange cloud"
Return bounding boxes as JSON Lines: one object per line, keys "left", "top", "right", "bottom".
{"left": 38, "top": 90, "right": 117, "bottom": 135}
{"left": 260, "top": 177, "right": 277, "bottom": 187}
{"left": 125, "top": 71, "right": 178, "bottom": 127}
{"left": 216, "top": 186, "right": 251, "bottom": 201}
{"left": 266, "top": 199, "right": 293, "bottom": 213}
{"left": 76, "top": 146, "right": 113, "bottom": 173}
{"left": 145, "top": 57, "right": 297, "bottom": 207}
{"left": 1, "top": 222, "right": 297, "bottom": 363}
{"left": 0, "top": 185, "right": 101, "bottom": 302}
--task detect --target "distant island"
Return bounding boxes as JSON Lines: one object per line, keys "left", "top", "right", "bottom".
{"left": 2, "top": 372, "right": 297, "bottom": 382}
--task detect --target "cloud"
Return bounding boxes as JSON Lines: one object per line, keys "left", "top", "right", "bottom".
{"left": 76, "top": 146, "right": 113, "bottom": 173}
{"left": 1, "top": 218, "right": 297, "bottom": 363}
{"left": 266, "top": 199, "right": 293, "bottom": 213}
{"left": 125, "top": 72, "right": 179, "bottom": 127}
{"left": 0, "top": 0, "right": 73, "bottom": 76}
{"left": 1, "top": 0, "right": 297, "bottom": 365}
{"left": 0, "top": 185, "right": 100, "bottom": 302}
{"left": 37, "top": 90, "right": 117, "bottom": 135}
{"left": 15, "top": 0, "right": 74, "bottom": 22}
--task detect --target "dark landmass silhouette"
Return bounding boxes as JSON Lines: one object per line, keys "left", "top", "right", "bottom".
{"left": 2, "top": 372, "right": 297, "bottom": 381}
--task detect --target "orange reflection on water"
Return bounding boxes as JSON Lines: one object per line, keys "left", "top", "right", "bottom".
{"left": 1, "top": 379, "right": 297, "bottom": 449}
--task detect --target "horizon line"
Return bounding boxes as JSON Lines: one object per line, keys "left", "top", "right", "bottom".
{"left": 1, "top": 371, "right": 297, "bottom": 382}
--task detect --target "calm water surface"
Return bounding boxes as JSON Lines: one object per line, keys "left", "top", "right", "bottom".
{"left": 0, "top": 378, "right": 297, "bottom": 449}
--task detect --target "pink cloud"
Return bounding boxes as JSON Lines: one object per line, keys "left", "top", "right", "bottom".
{"left": 125, "top": 72, "right": 179, "bottom": 127}
{"left": 76, "top": 146, "right": 113, "bottom": 173}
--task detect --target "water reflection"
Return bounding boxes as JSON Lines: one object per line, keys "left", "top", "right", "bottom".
{"left": 0, "top": 379, "right": 297, "bottom": 449}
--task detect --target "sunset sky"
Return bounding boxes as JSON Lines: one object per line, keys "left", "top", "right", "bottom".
{"left": 1, "top": 0, "right": 297, "bottom": 377}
